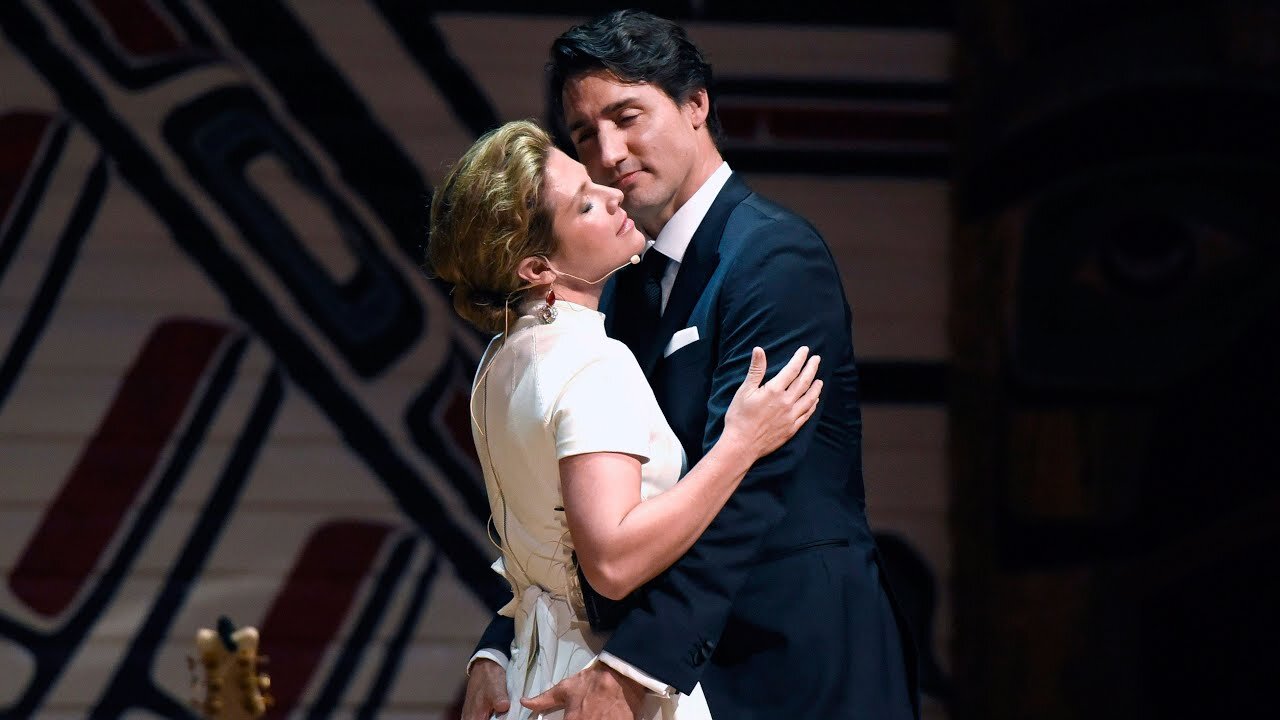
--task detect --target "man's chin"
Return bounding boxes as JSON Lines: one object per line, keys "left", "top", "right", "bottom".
{"left": 621, "top": 198, "right": 658, "bottom": 228}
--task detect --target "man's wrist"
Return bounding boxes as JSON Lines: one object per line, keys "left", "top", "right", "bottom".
{"left": 595, "top": 652, "right": 675, "bottom": 697}
{"left": 595, "top": 662, "right": 647, "bottom": 706}
{"left": 467, "top": 650, "right": 507, "bottom": 677}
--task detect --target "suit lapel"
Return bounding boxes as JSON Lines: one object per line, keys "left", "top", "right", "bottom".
{"left": 601, "top": 274, "right": 621, "bottom": 337}
{"left": 636, "top": 174, "right": 752, "bottom": 375}
{"left": 605, "top": 262, "right": 648, "bottom": 359}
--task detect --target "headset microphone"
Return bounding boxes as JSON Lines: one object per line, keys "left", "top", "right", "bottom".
{"left": 547, "top": 240, "right": 656, "bottom": 285}
{"left": 629, "top": 239, "right": 656, "bottom": 265}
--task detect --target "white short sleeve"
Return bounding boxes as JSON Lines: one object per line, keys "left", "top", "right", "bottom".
{"left": 551, "top": 343, "right": 652, "bottom": 462}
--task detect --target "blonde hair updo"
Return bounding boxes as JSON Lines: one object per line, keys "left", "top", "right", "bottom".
{"left": 427, "top": 120, "right": 557, "bottom": 334}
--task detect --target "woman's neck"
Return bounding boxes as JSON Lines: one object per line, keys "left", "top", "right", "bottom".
{"left": 524, "top": 283, "right": 601, "bottom": 312}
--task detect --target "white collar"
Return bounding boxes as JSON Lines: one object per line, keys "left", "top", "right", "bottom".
{"left": 650, "top": 162, "right": 733, "bottom": 265}
{"left": 511, "top": 297, "right": 604, "bottom": 333}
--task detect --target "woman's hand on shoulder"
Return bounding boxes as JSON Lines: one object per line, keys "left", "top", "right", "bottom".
{"left": 723, "top": 346, "right": 822, "bottom": 460}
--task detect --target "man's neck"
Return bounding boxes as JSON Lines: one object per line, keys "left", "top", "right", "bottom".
{"left": 638, "top": 150, "right": 723, "bottom": 238}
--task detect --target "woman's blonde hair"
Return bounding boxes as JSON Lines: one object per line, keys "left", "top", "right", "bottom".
{"left": 426, "top": 120, "right": 557, "bottom": 334}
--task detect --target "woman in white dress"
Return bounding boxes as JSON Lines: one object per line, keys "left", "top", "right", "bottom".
{"left": 427, "top": 120, "right": 822, "bottom": 720}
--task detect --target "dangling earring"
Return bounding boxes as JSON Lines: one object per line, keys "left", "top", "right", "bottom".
{"left": 536, "top": 287, "right": 558, "bottom": 324}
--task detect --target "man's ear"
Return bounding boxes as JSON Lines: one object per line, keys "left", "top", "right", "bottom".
{"left": 516, "top": 255, "right": 556, "bottom": 287}
{"left": 685, "top": 88, "right": 711, "bottom": 130}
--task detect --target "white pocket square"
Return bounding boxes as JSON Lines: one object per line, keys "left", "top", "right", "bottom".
{"left": 663, "top": 326, "right": 700, "bottom": 358}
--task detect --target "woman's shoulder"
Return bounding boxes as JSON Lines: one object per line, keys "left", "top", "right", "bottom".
{"left": 548, "top": 333, "right": 642, "bottom": 380}
{"left": 531, "top": 333, "right": 650, "bottom": 422}
{"left": 598, "top": 335, "right": 643, "bottom": 364}
{"left": 520, "top": 327, "right": 632, "bottom": 390}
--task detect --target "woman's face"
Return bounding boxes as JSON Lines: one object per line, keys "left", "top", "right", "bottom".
{"left": 542, "top": 148, "right": 647, "bottom": 286}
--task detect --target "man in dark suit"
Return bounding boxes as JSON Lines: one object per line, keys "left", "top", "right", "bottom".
{"left": 463, "top": 10, "right": 918, "bottom": 719}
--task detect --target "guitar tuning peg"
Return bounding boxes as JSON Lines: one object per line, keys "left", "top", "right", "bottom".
{"left": 257, "top": 674, "right": 272, "bottom": 691}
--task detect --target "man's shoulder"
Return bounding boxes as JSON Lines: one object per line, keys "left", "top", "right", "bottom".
{"left": 717, "top": 189, "right": 826, "bottom": 258}
{"left": 736, "top": 190, "right": 808, "bottom": 226}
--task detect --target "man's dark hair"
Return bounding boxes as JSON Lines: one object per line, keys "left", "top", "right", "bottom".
{"left": 548, "top": 9, "right": 722, "bottom": 141}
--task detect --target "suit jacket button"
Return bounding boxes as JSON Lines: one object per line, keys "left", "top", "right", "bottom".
{"left": 690, "top": 640, "right": 714, "bottom": 665}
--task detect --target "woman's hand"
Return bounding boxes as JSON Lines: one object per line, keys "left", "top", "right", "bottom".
{"left": 560, "top": 345, "right": 820, "bottom": 600}
{"left": 723, "top": 346, "right": 822, "bottom": 460}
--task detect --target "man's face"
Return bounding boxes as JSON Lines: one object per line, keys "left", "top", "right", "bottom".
{"left": 561, "top": 71, "right": 706, "bottom": 232}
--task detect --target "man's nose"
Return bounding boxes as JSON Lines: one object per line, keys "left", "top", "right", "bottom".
{"left": 598, "top": 128, "right": 627, "bottom": 168}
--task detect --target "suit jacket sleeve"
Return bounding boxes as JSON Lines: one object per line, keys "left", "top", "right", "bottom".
{"left": 472, "top": 612, "right": 514, "bottom": 661}
{"left": 601, "top": 215, "right": 850, "bottom": 694}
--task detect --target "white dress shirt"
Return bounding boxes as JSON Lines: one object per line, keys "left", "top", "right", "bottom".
{"left": 649, "top": 161, "right": 733, "bottom": 313}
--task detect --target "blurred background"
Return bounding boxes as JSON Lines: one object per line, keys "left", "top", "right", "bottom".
{"left": 0, "top": 1, "right": 1273, "bottom": 718}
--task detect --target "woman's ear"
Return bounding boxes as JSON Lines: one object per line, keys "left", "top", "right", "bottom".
{"left": 516, "top": 255, "right": 555, "bottom": 286}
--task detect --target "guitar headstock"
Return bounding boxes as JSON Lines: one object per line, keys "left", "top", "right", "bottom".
{"left": 190, "top": 616, "right": 272, "bottom": 719}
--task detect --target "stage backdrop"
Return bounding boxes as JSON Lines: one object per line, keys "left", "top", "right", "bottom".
{"left": 1, "top": 3, "right": 953, "bottom": 718}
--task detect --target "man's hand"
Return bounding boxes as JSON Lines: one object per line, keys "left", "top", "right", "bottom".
{"left": 521, "top": 662, "right": 646, "bottom": 720}
{"left": 461, "top": 658, "right": 510, "bottom": 720}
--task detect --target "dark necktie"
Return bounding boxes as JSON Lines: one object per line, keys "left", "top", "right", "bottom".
{"left": 641, "top": 249, "right": 668, "bottom": 317}
{"left": 638, "top": 249, "right": 668, "bottom": 334}
{"left": 614, "top": 248, "right": 669, "bottom": 357}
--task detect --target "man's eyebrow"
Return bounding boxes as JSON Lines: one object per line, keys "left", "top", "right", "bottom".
{"left": 567, "top": 97, "right": 641, "bottom": 135}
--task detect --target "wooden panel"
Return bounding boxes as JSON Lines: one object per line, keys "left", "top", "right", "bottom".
{"left": 0, "top": 635, "right": 475, "bottom": 707}
{"left": 749, "top": 177, "right": 949, "bottom": 254}
{"left": 283, "top": 0, "right": 479, "bottom": 182}
{"left": 434, "top": 14, "right": 951, "bottom": 124}
{"left": 864, "top": 407, "right": 949, "bottom": 512}
{"left": 874, "top": 506, "right": 953, "bottom": 677}
{"left": 751, "top": 177, "right": 951, "bottom": 359}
